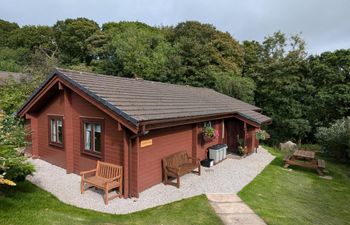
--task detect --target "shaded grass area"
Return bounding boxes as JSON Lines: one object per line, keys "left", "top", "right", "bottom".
{"left": 0, "top": 181, "right": 222, "bottom": 225}
{"left": 239, "top": 146, "right": 350, "bottom": 225}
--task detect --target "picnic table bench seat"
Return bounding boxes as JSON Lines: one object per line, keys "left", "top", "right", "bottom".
{"left": 80, "top": 161, "right": 123, "bottom": 205}
{"left": 283, "top": 150, "right": 326, "bottom": 176}
{"left": 317, "top": 159, "right": 326, "bottom": 175}
{"left": 162, "top": 151, "right": 201, "bottom": 188}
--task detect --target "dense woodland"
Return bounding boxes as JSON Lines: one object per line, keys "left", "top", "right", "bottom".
{"left": 0, "top": 18, "right": 349, "bottom": 148}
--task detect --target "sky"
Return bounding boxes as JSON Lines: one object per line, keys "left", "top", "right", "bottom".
{"left": 1, "top": 0, "right": 349, "bottom": 54}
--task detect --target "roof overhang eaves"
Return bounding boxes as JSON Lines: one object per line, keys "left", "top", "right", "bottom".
{"left": 139, "top": 112, "right": 236, "bottom": 131}
{"left": 17, "top": 70, "right": 58, "bottom": 117}
{"left": 17, "top": 69, "right": 139, "bottom": 133}
{"left": 55, "top": 70, "right": 139, "bottom": 126}
{"left": 236, "top": 112, "right": 272, "bottom": 126}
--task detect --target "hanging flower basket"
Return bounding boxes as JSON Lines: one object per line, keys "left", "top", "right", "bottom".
{"left": 202, "top": 134, "right": 216, "bottom": 143}
{"left": 256, "top": 130, "right": 270, "bottom": 141}
{"left": 202, "top": 126, "right": 219, "bottom": 143}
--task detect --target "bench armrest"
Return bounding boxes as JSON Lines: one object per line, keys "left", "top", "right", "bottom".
{"left": 80, "top": 169, "right": 96, "bottom": 176}
{"left": 105, "top": 175, "right": 122, "bottom": 183}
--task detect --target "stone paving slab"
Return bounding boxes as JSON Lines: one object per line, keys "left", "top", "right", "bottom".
{"left": 206, "top": 193, "right": 242, "bottom": 203}
{"left": 207, "top": 193, "right": 266, "bottom": 225}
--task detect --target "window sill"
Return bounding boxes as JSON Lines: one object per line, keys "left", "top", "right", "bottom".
{"left": 81, "top": 150, "right": 102, "bottom": 159}
{"left": 49, "top": 143, "right": 64, "bottom": 149}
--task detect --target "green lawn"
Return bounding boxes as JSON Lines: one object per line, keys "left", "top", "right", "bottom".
{"left": 0, "top": 181, "right": 222, "bottom": 225}
{"left": 239, "top": 146, "right": 350, "bottom": 225}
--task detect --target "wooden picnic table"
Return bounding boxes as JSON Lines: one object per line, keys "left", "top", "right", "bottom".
{"left": 283, "top": 150, "right": 325, "bottom": 175}
{"left": 293, "top": 150, "right": 315, "bottom": 160}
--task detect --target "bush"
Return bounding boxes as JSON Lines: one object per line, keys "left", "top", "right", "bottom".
{"left": 315, "top": 117, "right": 350, "bottom": 160}
{"left": 0, "top": 114, "right": 29, "bottom": 147}
{"left": 299, "top": 144, "right": 322, "bottom": 152}
{"left": 0, "top": 145, "right": 35, "bottom": 181}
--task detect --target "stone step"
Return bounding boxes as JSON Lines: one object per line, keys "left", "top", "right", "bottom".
{"left": 206, "top": 193, "right": 267, "bottom": 225}
{"left": 206, "top": 193, "right": 242, "bottom": 203}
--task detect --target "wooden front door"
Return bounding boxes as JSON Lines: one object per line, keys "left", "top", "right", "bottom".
{"left": 224, "top": 119, "right": 244, "bottom": 153}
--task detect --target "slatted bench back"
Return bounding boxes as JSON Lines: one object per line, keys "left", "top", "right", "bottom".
{"left": 96, "top": 161, "right": 122, "bottom": 179}
{"left": 164, "top": 151, "right": 189, "bottom": 169}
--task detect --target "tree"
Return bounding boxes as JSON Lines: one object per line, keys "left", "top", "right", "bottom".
{"left": 167, "top": 21, "right": 244, "bottom": 88}
{"left": 244, "top": 32, "right": 312, "bottom": 143}
{"left": 8, "top": 25, "right": 55, "bottom": 49}
{"left": 54, "top": 18, "right": 100, "bottom": 64}
{"left": 89, "top": 22, "right": 173, "bottom": 81}
{"left": 308, "top": 50, "right": 350, "bottom": 130}
{"left": 0, "top": 19, "right": 19, "bottom": 46}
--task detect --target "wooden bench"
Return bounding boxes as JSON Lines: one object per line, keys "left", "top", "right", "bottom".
{"left": 80, "top": 161, "right": 123, "bottom": 205}
{"left": 162, "top": 151, "right": 200, "bottom": 188}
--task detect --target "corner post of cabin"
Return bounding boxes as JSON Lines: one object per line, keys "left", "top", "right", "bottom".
{"left": 192, "top": 123, "right": 199, "bottom": 160}
{"left": 63, "top": 86, "right": 74, "bottom": 173}
{"left": 122, "top": 127, "right": 129, "bottom": 198}
{"left": 130, "top": 136, "right": 140, "bottom": 198}
{"left": 26, "top": 113, "right": 39, "bottom": 157}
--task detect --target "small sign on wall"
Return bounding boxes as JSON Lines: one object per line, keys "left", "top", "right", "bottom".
{"left": 140, "top": 139, "right": 153, "bottom": 148}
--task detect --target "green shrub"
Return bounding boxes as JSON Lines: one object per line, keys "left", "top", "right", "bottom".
{"left": 0, "top": 114, "right": 29, "bottom": 147}
{"left": 299, "top": 144, "right": 322, "bottom": 152}
{"left": 315, "top": 117, "right": 350, "bottom": 160}
{"left": 0, "top": 145, "right": 35, "bottom": 181}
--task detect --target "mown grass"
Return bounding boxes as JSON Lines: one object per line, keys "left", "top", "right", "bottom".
{"left": 239, "top": 146, "right": 350, "bottom": 225}
{"left": 0, "top": 181, "right": 222, "bottom": 225}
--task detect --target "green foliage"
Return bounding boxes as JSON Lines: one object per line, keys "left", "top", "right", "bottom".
{"left": 96, "top": 22, "right": 172, "bottom": 80}
{"left": 0, "top": 75, "right": 41, "bottom": 115}
{"left": 243, "top": 32, "right": 312, "bottom": 144}
{"left": 299, "top": 144, "right": 322, "bottom": 152}
{"left": 54, "top": 18, "right": 100, "bottom": 64}
{"left": 166, "top": 21, "right": 244, "bottom": 88}
{"left": 308, "top": 50, "right": 350, "bottom": 130}
{"left": 0, "top": 145, "right": 35, "bottom": 181}
{"left": 0, "top": 47, "right": 29, "bottom": 72}
{"left": 255, "top": 130, "right": 270, "bottom": 141}
{"left": 0, "top": 114, "right": 29, "bottom": 147}
{"left": 236, "top": 135, "right": 246, "bottom": 155}
{"left": 202, "top": 126, "right": 218, "bottom": 138}
{"left": 214, "top": 72, "right": 256, "bottom": 103}
{"left": 315, "top": 117, "right": 350, "bottom": 159}
{"left": 8, "top": 25, "right": 55, "bottom": 51}
{"left": 0, "top": 19, "right": 19, "bottom": 46}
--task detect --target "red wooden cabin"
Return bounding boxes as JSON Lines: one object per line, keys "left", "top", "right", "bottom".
{"left": 18, "top": 68, "right": 271, "bottom": 197}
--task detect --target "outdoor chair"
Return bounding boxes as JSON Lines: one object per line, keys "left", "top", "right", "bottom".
{"left": 80, "top": 161, "right": 123, "bottom": 205}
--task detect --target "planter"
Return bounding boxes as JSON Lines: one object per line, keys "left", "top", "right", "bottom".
{"left": 202, "top": 135, "right": 215, "bottom": 143}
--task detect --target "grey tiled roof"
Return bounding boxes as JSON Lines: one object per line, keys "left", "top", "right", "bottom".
{"left": 20, "top": 68, "right": 272, "bottom": 126}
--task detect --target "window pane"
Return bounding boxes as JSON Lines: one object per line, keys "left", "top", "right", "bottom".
{"left": 94, "top": 124, "right": 101, "bottom": 152}
{"left": 51, "top": 119, "right": 56, "bottom": 142}
{"left": 57, "top": 120, "right": 63, "bottom": 144}
{"left": 84, "top": 123, "right": 92, "bottom": 150}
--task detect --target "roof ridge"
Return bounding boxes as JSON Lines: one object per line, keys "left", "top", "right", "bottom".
{"left": 56, "top": 68, "right": 208, "bottom": 91}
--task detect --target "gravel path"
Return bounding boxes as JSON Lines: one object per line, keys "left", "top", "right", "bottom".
{"left": 27, "top": 146, "right": 274, "bottom": 214}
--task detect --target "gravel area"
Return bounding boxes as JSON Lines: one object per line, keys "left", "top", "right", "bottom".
{"left": 27, "top": 146, "right": 274, "bottom": 214}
